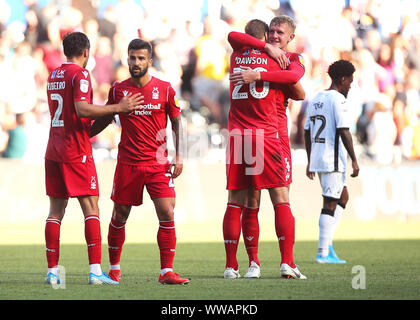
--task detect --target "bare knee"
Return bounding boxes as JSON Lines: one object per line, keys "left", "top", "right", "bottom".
{"left": 153, "top": 198, "right": 175, "bottom": 221}
{"left": 78, "top": 195, "right": 99, "bottom": 216}
{"left": 339, "top": 187, "right": 349, "bottom": 207}
{"left": 112, "top": 204, "right": 131, "bottom": 223}
{"left": 245, "top": 188, "right": 261, "bottom": 208}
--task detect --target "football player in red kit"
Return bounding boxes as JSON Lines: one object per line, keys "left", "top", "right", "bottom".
{"left": 91, "top": 39, "right": 189, "bottom": 285}
{"left": 44, "top": 32, "right": 143, "bottom": 285}
{"left": 225, "top": 16, "right": 307, "bottom": 279}
{"left": 223, "top": 18, "right": 306, "bottom": 280}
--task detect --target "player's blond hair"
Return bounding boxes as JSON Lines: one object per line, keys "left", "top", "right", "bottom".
{"left": 270, "top": 15, "right": 296, "bottom": 33}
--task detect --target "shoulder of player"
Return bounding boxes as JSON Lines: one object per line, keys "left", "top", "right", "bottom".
{"left": 150, "top": 76, "right": 171, "bottom": 87}
{"left": 287, "top": 52, "right": 305, "bottom": 67}
{"left": 111, "top": 78, "right": 130, "bottom": 88}
{"left": 68, "top": 65, "right": 91, "bottom": 80}
{"left": 149, "top": 76, "right": 174, "bottom": 94}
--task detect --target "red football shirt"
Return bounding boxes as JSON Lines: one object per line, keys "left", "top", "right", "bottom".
{"left": 228, "top": 48, "right": 281, "bottom": 137}
{"left": 107, "top": 76, "right": 181, "bottom": 165}
{"left": 45, "top": 62, "right": 93, "bottom": 163}
{"left": 228, "top": 32, "right": 306, "bottom": 138}
{"left": 277, "top": 52, "right": 305, "bottom": 137}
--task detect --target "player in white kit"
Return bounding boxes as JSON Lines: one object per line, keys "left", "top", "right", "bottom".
{"left": 304, "top": 60, "right": 359, "bottom": 264}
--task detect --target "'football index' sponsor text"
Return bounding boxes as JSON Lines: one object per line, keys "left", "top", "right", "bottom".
{"left": 161, "top": 303, "right": 258, "bottom": 317}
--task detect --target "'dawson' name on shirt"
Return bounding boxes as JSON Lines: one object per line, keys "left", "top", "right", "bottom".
{"left": 234, "top": 56, "right": 268, "bottom": 65}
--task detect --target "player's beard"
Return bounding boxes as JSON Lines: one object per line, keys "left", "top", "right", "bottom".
{"left": 129, "top": 65, "right": 148, "bottom": 79}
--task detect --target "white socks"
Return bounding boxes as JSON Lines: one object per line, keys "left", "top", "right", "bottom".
{"left": 161, "top": 268, "right": 173, "bottom": 276}
{"left": 329, "top": 204, "right": 344, "bottom": 246}
{"left": 318, "top": 212, "right": 334, "bottom": 257}
{"left": 89, "top": 263, "right": 102, "bottom": 276}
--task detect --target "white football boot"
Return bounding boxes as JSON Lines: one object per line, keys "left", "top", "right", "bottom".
{"left": 280, "top": 263, "right": 307, "bottom": 280}
{"left": 244, "top": 261, "right": 261, "bottom": 278}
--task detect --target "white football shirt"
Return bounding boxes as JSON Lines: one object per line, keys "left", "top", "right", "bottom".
{"left": 304, "top": 90, "right": 350, "bottom": 172}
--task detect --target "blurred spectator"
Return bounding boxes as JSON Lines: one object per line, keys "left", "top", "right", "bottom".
{"left": 366, "top": 94, "right": 397, "bottom": 164}
{"left": 97, "top": 5, "right": 117, "bottom": 41}
{"left": 192, "top": 16, "right": 229, "bottom": 127}
{"left": 93, "top": 36, "right": 115, "bottom": 85}
{"left": 3, "top": 113, "right": 27, "bottom": 159}
{"left": 0, "top": 0, "right": 419, "bottom": 165}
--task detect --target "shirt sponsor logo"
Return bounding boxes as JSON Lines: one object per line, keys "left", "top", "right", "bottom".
{"left": 133, "top": 103, "right": 162, "bottom": 116}
{"left": 51, "top": 69, "right": 65, "bottom": 79}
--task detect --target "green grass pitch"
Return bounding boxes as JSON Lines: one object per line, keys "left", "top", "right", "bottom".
{"left": 0, "top": 240, "right": 419, "bottom": 301}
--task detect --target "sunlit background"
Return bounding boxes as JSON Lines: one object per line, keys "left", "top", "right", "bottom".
{"left": 1, "top": 0, "right": 419, "bottom": 244}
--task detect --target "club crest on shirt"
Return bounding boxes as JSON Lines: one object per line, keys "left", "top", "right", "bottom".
{"left": 152, "top": 87, "right": 159, "bottom": 99}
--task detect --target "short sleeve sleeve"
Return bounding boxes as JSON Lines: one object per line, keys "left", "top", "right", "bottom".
{"left": 73, "top": 69, "right": 92, "bottom": 103}
{"left": 166, "top": 86, "right": 181, "bottom": 119}
{"left": 334, "top": 96, "right": 350, "bottom": 129}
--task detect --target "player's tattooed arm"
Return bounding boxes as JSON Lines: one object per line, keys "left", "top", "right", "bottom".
{"left": 338, "top": 128, "right": 359, "bottom": 178}
{"left": 169, "top": 115, "right": 183, "bottom": 179}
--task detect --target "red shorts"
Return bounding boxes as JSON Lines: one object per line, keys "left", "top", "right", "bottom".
{"left": 279, "top": 135, "right": 292, "bottom": 185}
{"left": 226, "top": 135, "right": 287, "bottom": 190}
{"left": 111, "top": 162, "right": 176, "bottom": 206}
{"left": 45, "top": 158, "right": 99, "bottom": 198}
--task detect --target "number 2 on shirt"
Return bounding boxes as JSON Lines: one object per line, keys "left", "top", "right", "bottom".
{"left": 50, "top": 93, "right": 64, "bottom": 127}
{"left": 232, "top": 67, "right": 269, "bottom": 100}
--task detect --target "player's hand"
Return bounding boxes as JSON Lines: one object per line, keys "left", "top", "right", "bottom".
{"left": 306, "top": 165, "right": 315, "bottom": 180}
{"left": 229, "top": 66, "right": 260, "bottom": 85}
{"left": 119, "top": 93, "right": 144, "bottom": 113}
{"left": 264, "top": 43, "right": 289, "bottom": 69}
{"left": 171, "top": 155, "right": 183, "bottom": 179}
{"left": 351, "top": 160, "right": 359, "bottom": 177}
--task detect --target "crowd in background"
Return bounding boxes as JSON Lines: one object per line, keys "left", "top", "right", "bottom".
{"left": 1, "top": 0, "right": 420, "bottom": 165}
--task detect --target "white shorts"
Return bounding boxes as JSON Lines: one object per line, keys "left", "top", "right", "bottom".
{"left": 317, "top": 172, "right": 346, "bottom": 200}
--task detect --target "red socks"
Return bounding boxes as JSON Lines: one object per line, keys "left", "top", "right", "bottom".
{"left": 274, "top": 203, "right": 295, "bottom": 268}
{"left": 84, "top": 215, "right": 102, "bottom": 265}
{"left": 157, "top": 220, "right": 176, "bottom": 270}
{"left": 242, "top": 207, "right": 260, "bottom": 266}
{"left": 46, "top": 215, "right": 103, "bottom": 268}
{"left": 223, "top": 203, "right": 243, "bottom": 270}
{"left": 45, "top": 218, "right": 61, "bottom": 268}
{"left": 108, "top": 217, "right": 126, "bottom": 266}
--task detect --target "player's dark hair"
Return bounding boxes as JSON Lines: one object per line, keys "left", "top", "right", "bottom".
{"left": 128, "top": 38, "right": 153, "bottom": 58}
{"left": 245, "top": 19, "right": 269, "bottom": 40}
{"left": 62, "top": 32, "right": 90, "bottom": 58}
{"left": 327, "top": 60, "right": 355, "bottom": 82}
